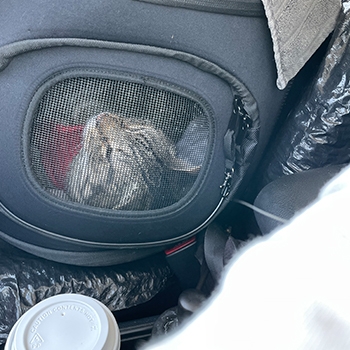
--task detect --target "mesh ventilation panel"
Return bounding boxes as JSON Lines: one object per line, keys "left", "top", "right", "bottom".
{"left": 29, "top": 76, "right": 210, "bottom": 211}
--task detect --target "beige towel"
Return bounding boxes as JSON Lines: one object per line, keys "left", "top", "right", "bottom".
{"left": 262, "top": 0, "right": 341, "bottom": 90}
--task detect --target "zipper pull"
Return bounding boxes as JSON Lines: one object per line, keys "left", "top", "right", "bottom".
{"left": 220, "top": 167, "right": 234, "bottom": 198}
{"left": 234, "top": 97, "right": 252, "bottom": 145}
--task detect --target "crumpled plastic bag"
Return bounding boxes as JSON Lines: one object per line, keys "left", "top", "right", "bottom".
{"left": 0, "top": 240, "right": 172, "bottom": 345}
{"left": 264, "top": 1, "right": 350, "bottom": 184}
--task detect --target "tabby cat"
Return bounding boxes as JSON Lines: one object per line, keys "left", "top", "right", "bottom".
{"left": 66, "top": 112, "right": 199, "bottom": 210}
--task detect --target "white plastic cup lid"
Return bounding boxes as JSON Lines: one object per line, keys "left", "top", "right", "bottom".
{"left": 5, "top": 294, "right": 120, "bottom": 350}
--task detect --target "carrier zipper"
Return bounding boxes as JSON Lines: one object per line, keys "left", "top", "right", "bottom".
{"left": 220, "top": 168, "right": 234, "bottom": 198}
{"left": 221, "top": 97, "right": 251, "bottom": 199}
{"left": 234, "top": 96, "right": 252, "bottom": 145}
{"left": 170, "top": 97, "right": 253, "bottom": 245}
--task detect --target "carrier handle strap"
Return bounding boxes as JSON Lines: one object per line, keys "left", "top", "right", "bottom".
{"left": 203, "top": 223, "right": 237, "bottom": 282}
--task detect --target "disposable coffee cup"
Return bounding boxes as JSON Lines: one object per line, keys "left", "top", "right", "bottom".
{"left": 5, "top": 294, "right": 120, "bottom": 350}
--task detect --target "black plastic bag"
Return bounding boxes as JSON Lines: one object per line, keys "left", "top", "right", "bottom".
{"left": 0, "top": 240, "right": 172, "bottom": 345}
{"left": 265, "top": 1, "right": 350, "bottom": 183}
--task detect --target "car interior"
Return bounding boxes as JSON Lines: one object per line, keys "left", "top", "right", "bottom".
{"left": 0, "top": 0, "right": 348, "bottom": 349}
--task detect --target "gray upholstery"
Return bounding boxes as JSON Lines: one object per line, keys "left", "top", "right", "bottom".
{"left": 254, "top": 165, "right": 344, "bottom": 234}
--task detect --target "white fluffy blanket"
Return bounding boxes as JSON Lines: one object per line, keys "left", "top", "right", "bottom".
{"left": 144, "top": 164, "right": 350, "bottom": 349}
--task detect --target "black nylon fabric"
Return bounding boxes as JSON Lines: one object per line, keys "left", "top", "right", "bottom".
{"left": 0, "top": 0, "right": 287, "bottom": 265}
{"left": 0, "top": 0, "right": 283, "bottom": 158}
{"left": 0, "top": 47, "right": 235, "bottom": 248}
{"left": 0, "top": 240, "right": 173, "bottom": 345}
{"left": 255, "top": 165, "right": 344, "bottom": 235}
{"left": 0, "top": 227, "right": 164, "bottom": 265}
{"left": 133, "top": 0, "right": 265, "bottom": 16}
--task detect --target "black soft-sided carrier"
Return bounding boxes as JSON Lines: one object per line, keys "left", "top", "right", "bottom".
{"left": 0, "top": 0, "right": 287, "bottom": 266}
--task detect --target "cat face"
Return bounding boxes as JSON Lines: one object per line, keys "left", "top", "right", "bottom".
{"left": 66, "top": 112, "right": 199, "bottom": 210}
{"left": 82, "top": 112, "right": 135, "bottom": 163}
